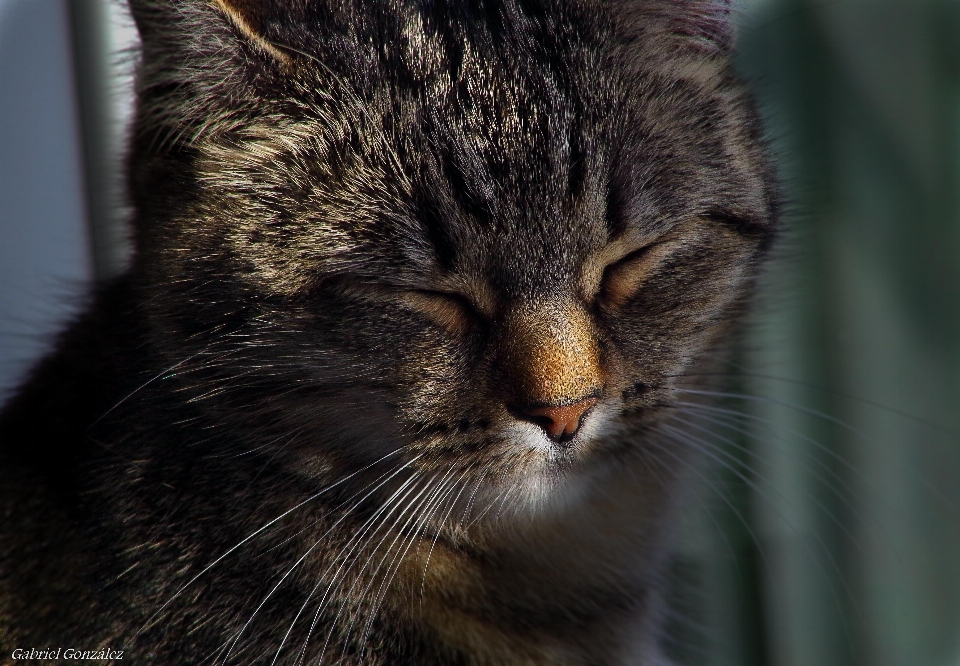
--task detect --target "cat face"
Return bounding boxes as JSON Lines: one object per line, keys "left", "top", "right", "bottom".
{"left": 128, "top": 0, "right": 776, "bottom": 519}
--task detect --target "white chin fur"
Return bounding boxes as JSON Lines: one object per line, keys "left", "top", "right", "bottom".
{"left": 480, "top": 399, "right": 627, "bottom": 520}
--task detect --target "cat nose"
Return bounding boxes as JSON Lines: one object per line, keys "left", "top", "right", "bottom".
{"left": 518, "top": 397, "right": 598, "bottom": 443}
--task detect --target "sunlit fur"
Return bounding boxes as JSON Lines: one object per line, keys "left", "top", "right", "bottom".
{"left": 0, "top": 0, "right": 777, "bottom": 664}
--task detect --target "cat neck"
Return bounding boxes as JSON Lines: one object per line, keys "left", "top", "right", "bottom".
{"left": 384, "top": 455, "right": 683, "bottom": 666}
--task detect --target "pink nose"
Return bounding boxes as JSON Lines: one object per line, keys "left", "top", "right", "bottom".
{"left": 521, "top": 398, "right": 598, "bottom": 443}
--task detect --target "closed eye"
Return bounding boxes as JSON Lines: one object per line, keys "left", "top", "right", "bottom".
{"left": 598, "top": 241, "right": 679, "bottom": 309}
{"left": 400, "top": 290, "right": 477, "bottom": 335}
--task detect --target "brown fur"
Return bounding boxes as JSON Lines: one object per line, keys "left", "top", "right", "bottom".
{"left": 0, "top": 1, "right": 777, "bottom": 663}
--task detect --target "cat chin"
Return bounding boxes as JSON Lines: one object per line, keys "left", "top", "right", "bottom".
{"left": 460, "top": 400, "right": 631, "bottom": 524}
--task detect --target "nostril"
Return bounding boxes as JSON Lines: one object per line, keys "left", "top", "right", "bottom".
{"left": 517, "top": 397, "right": 599, "bottom": 443}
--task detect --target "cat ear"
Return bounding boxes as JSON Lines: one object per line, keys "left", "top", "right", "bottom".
{"left": 615, "top": 0, "right": 737, "bottom": 54}
{"left": 206, "top": 0, "right": 294, "bottom": 66}
{"left": 127, "top": 0, "right": 308, "bottom": 143}
{"left": 129, "top": 0, "right": 294, "bottom": 68}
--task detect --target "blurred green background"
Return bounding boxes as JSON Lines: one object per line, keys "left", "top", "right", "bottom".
{"left": 0, "top": 1, "right": 958, "bottom": 664}
{"left": 678, "top": 1, "right": 960, "bottom": 665}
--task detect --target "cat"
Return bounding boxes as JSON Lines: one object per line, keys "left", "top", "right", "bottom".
{"left": 0, "top": 0, "right": 777, "bottom": 664}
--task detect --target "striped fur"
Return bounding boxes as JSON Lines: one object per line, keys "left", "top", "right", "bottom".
{"left": 0, "top": 1, "right": 776, "bottom": 663}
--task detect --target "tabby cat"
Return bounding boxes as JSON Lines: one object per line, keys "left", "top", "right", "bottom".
{"left": 0, "top": 0, "right": 777, "bottom": 663}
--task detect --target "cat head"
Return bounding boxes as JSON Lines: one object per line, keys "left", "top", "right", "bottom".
{"left": 125, "top": 0, "right": 776, "bottom": 519}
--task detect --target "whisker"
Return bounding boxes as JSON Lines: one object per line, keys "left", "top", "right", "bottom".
{"left": 664, "top": 410, "right": 868, "bottom": 548}
{"left": 627, "top": 444, "right": 746, "bottom": 580}
{"left": 289, "top": 468, "right": 434, "bottom": 666}
{"left": 137, "top": 446, "right": 405, "bottom": 637}
{"left": 673, "top": 398, "right": 957, "bottom": 543}
{"left": 314, "top": 468, "right": 454, "bottom": 665}
{"left": 674, "top": 387, "right": 876, "bottom": 444}
{"left": 216, "top": 452, "right": 426, "bottom": 664}
{"left": 418, "top": 467, "right": 487, "bottom": 611}
{"left": 672, "top": 399, "right": 867, "bottom": 485}
{"left": 675, "top": 361, "right": 960, "bottom": 440}
{"left": 269, "top": 471, "right": 427, "bottom": 666}
{"left": 359, "top": 464, "right": 476, "bottom": 653}
{"left": 350, "top": 467, "right": 470, "bottom": 662}
{"left": 643, "top": 431, "right": 771, "bottom": 576}
{"left": 467, "top": 475, "right": 513, "bottom": 530}
{"left": 653, "top": 424, "right": 862, "bottom": 653}
{"left": 89, "top": 351, "right": 207, "bottom": 429}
